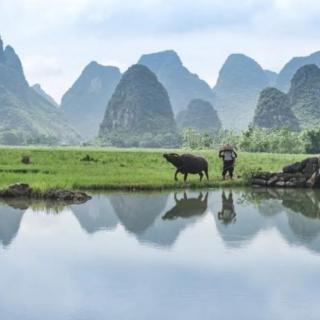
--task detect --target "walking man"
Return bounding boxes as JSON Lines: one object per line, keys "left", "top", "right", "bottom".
{"left": 219, "top": 144, "right": 237, "bottom": 180}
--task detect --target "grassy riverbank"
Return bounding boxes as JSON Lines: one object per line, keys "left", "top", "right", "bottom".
{"left": 0, "top": 147, "right": 308, "bottom": 191}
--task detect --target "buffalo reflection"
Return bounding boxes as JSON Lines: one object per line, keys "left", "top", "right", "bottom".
{"left": 162, "top": 192, "right": 208, "bottom": 220}
{"left": 217, "top": 191, "right": 236, "bottom": 225}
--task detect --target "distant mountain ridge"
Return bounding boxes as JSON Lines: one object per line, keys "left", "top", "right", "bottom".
{"left": 213, "top": 53, "right": 273, "bottom": 130}
{"left": 288, "top": 64, "right": 320, "bottom": 129}
{"left": 176, "top": 99, "right": 221, "bottom": 132}
{"left": 276, "top": 51, "right": 320, "bottom": 92}
{"left": 138, "top": 50, "right": 215, "bottom": 115}
{"left": 99, "top": 64, "right": 177, "bottom": 147}
{"left": 253, "top": 87, "right": 300, "bottom": 131}
{"left": 0, "top": 37, "right": 79, "bottom": 145}
{"left": 32, "top": 84, "right": 58, "bottom": 107}
{"left": 253, "top": 64, "right": 320, "bottom": 131}
{"left": 61, "top": 61, "right": 121, "bottom": 140}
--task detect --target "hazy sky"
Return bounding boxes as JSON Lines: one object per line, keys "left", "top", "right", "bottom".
{"left": 1, "top": 0, "right": 320, "bottom": 102}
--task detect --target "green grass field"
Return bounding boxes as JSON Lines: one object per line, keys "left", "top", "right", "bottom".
{"left": 0, "top": 147, "right": 308, "bottom": 191}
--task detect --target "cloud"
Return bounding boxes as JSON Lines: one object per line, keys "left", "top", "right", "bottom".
{"left": 1, "top": 0, "right": 320, "bottom": 100}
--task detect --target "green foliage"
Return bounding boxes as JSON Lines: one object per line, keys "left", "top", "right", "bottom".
{"left": 183, "top": 128, "right": 213, "bottom": 149}
{"left": 182, "top": 127, "right": 320, "bottom": 154}
{"left": 301, "top": 128, "right": 320, "bottom": 154}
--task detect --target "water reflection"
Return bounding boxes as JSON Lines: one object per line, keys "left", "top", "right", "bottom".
{"left": 0, "top": 203, "right": 24, "bottom": 247}
{"left": 162, "top": 192, "right": 208, "bottom": 220}
{"left": 217, "top": 191, "right": 236, "bottom": 225}
{"left": 109, "top": 193, "right": 168, "bottom": 234}
{"left": 72, "top": 196, "right": 118, "bottom": 233}
{"left": 2, "top": 189, "right": 320, "bottom": 253}
{"left": 2, "top": 189, "right": 320, "bottom": 319}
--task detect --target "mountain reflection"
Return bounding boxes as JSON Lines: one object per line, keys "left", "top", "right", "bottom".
{"left": 246, "top": 189, "right": 320, "bottom": 250}
{"left": 3, "top": 189, "right": 320, "bottom": 253}
{"left": 0, "top": 202, "right": 24, "bottom": 247}
{"left": 109, "top": 193, "right": 168, "bottom": 234}
{"left": 72, "top": 196, "right": 118, "bottom": 233}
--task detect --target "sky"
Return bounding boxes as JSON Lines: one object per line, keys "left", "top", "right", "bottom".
{"left": 1, "top": 0, "right": 320, "bottom": 102}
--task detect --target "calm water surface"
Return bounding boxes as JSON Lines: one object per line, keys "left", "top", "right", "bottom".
{"left": 1, "top": 188, "right": 320, "bottom": 319}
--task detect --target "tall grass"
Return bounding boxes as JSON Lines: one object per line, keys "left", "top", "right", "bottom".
{"left": 0, "top": 147, "right": 308, "bottom": 191}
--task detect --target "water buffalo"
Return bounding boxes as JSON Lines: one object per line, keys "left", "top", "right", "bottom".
{"left": 163, "top": 153, "right": 209, "bottom": 182}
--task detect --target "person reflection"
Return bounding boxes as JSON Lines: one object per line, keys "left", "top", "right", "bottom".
{"left": 162, "top": 192, "right": 208, "bottom": 220}
{"left": 218, "top": 191, "right": 236, "bottom": 225}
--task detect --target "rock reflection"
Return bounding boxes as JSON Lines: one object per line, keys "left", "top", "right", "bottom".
{"left": 245, "top": 188, "right": 320, "bottom": 252}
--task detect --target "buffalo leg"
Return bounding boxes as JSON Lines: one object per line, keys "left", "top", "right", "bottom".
{"left": 174, "top": 169, "right": 179, "bottom": 181}
{"left": 204, "top": 169, "right": 209, "bottom": 180}
{"left": 199, "top": 172, "right": 203, "bottom": 181}
{"left": 184, "top": 173, "right": 188, "bottom": 182}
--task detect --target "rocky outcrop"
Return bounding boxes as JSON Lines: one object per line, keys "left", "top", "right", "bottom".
{"left": 251, "top": 157, "right": 320, "bottom": 188}
{"left": 176, "top": 99, "right": 221, "bottom": 132}
{"left": 99, "top": 64, "right": 178, "bottom": 147}
{"left": 0, "top": 183, "right": 91, "bottom": 204}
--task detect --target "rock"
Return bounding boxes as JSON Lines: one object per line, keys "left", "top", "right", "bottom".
{"left": 0, "top": 183, "right": 91, "bottom": 204}
{"left": 0, "top": 183, "right": 32, "bottom": 197}
{"left": 251, "top": 157, "right": 320, "bottom": 188}
{"left": 44, "top": 189, "right": 91, "bottom": 204}
{"left": 267, "top": 175, "right": 278, "bottom": 186}
{"left": 275, "top": 181, "right": 285, "bottom": 187}
{"left": 252, "top": 179, "right": 267, "bottom": 186}
{"left": 252, "top": 171, "right": 275, "bottom": 181}
{"left": 283, "top": 161, "right": 304, "bottom": 173}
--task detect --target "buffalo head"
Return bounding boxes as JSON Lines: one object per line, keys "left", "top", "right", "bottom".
{"left": 163, "top": 153, "right": 182, "bottom": 168}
